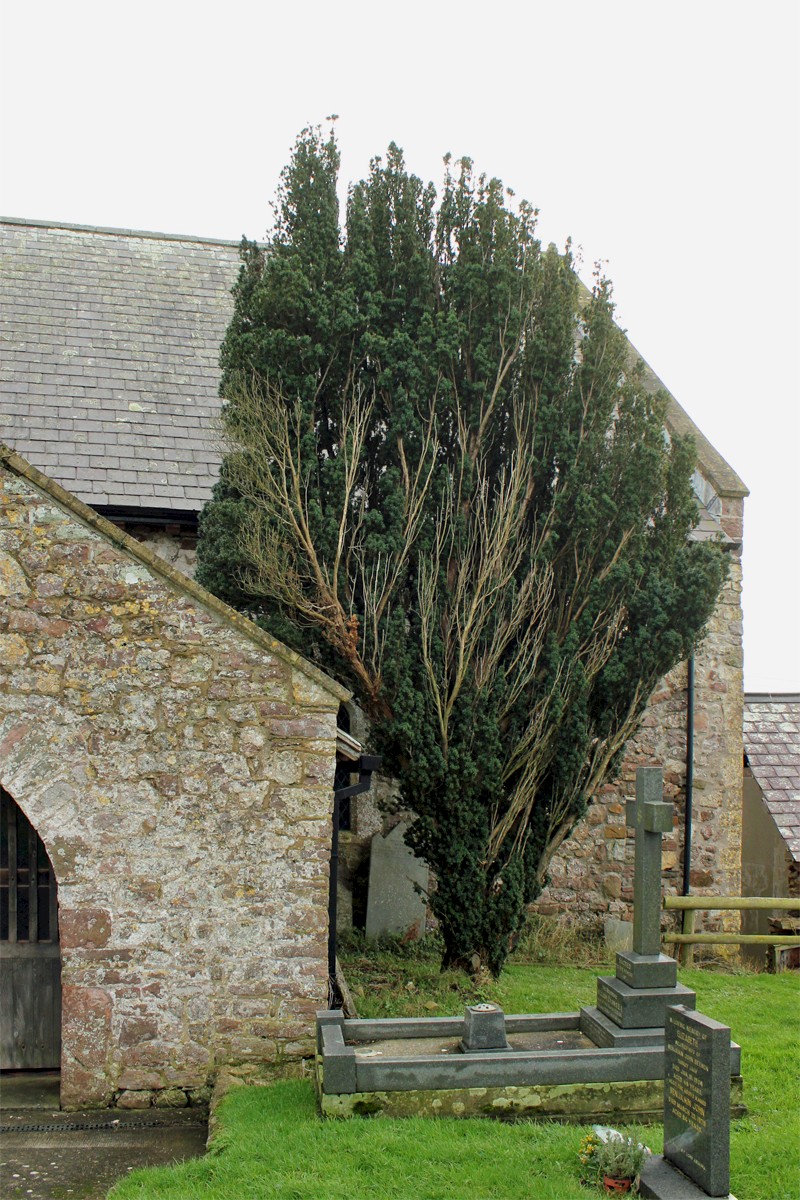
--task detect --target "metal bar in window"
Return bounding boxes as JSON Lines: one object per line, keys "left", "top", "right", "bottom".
{"left": 28, "top": 822, "right": 38, "bottom": 944}
{"left": 8, "top": 798, "right": 17, "bottom": 943}
{"left": 48, "top": 859, "right": 59, "bottom": 944}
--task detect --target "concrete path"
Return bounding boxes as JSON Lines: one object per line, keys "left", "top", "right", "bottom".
{"left": 1, "top": 1073, "right": 208, "bottom": 1199}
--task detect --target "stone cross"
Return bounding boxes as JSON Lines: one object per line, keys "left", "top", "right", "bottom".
{"left": 626, "top": 767, "right": 673, "bottom": 957}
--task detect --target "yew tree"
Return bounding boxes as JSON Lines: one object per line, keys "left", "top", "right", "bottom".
{"left": 197, "top": 126, "right": 724, "bottom": 976}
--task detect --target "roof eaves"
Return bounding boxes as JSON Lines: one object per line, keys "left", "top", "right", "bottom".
{"left": 643, "top": 368, "right": 749, "bottom": 500}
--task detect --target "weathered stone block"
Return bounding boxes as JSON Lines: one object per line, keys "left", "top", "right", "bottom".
{"left": 0, "top": 550, "right": 30, "bottom": 596}
{"left": 60, "top": 907, "right": 112, "bottom": 949}
{"left": 0, "top": 632, "right": 29, "bottom": 666}
{"left": 117, "top": 1090, "right": 154, "bottom": 1109}
{"left": 116, "top": 1070, "right": 163, "bottom": 1091}
{"left": 154, "top": 1087, "right": 189, "bottom": 1108}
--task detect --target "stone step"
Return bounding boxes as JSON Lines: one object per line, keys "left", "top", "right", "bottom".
{"left": 580, "top": 1006, "right": 666, "bottom": 1048}
{"left": 596, "top": 976, "right": 697, "bottom": 1029}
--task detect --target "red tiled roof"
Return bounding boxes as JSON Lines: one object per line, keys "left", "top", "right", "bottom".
{"left": 744, "top": 694, "right": 800, "bottom": 863}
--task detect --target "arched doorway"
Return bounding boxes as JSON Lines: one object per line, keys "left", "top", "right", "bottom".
{"left": 0, "top": 787, "right": 61, "bottom": 1069}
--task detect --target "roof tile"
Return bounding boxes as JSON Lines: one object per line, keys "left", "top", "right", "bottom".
{"left": 1, "top": 220, "right": 239, "bottom": 513}
{"left": 744, "top": 696, "right": 800, "bottom": 864}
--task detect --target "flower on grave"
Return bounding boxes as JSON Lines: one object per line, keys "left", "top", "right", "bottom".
{"left": 579, "top": 1131, "right": 604, "bottom": 1166}
{"left": 578, "top": 1127, "right": 651, "bottom": 1188}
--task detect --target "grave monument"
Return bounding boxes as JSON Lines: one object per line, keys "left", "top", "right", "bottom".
{"left": 580, "top": 767, "right": 696, "bottom": 1048}
{"left": 316, "top": 767, "right": 743, "bottom": 1121}
{"left": 365, "top": 821, "right": 428, "bottom": 940}
{"left": 639, "top": 1005, "right": 737, "bottom": 1199}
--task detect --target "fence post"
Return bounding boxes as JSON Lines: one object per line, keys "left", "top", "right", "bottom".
{"left": 681, "top": 908, "right": 695, "bottom": 967}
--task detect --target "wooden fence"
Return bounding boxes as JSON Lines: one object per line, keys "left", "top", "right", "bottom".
{"left": 663, "top": 895, "right": 800, "bottom": 969}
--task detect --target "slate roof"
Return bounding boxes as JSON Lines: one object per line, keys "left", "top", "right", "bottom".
{"left": 1, "top": 216, "right": 747, "bottom": 519}
{"left": 0, "top": 217, "right": 240, "bottom": 512}
{"left": 744, "top": 694, "right": 800, "bottom": 862}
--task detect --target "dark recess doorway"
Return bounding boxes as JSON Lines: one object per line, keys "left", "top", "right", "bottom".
{"left": 0, "top": 787, "right": 61, "bottom": 1070}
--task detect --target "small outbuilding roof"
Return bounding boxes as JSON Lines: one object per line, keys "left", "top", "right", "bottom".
{"left": 744, "top": 694, "right": 800, "bottom": 863}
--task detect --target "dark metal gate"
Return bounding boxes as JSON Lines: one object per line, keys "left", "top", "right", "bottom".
{"left": 0, "top": 787, "right": 61, "bottom": 1069}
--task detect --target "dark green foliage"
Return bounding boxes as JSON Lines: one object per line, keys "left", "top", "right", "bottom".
{"left": 196, "top": 125, "right": 725, "bottom": 976}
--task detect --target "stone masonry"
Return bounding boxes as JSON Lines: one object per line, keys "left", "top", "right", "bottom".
{"left": 0, "top": 447, "right": 349, "bottom": 1108}
{"left": 536, "top": 492, "right": 745, "bottom": 942}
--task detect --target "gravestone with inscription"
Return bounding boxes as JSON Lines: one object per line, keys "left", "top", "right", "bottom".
{"left": 580, "top": 767, "right": 696, "bottom": 1048}
{"left": 639, "top": 1005, "right": 736, "bottom": 1199}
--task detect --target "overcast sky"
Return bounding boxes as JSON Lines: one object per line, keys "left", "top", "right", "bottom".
{"left": 2, "top": 0, "right": 798, "bottom": 692}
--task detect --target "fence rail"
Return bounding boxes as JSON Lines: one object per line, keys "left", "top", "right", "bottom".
{"left": 662, "top": 894, "right": 800, "bottom": 968}
{"left": 665, "top": 895, "right": 799, "bottom": 912}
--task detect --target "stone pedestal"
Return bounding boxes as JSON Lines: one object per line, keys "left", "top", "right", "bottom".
{"left": 596, "top": 975, "right": 696, "bottom": 1029}
{"left": 616, "top": 951, "right": 677, "bottom": 990}
{"left": 459, "top": 1003, "right": 510, "bottom": 1053}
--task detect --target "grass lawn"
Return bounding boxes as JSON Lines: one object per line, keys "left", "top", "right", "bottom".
{"left": 111, "top": 956, "right": 799, "bottom": 1200}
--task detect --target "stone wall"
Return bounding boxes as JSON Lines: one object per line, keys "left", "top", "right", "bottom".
{"left": 0, "top": 451, "right": 348, "bottom": 1108}
{"left": 535, "top": 504, "right": 745, "bottom": 943}
{"left": 123, "top": 526, "right": 198, "bottom": 579}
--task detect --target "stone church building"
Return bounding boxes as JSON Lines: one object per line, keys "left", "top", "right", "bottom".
{"left": 0, "top": 216, "right": 748, "bottom": 1105}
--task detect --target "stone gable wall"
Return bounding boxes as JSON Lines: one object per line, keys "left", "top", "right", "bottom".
{"left": 535, "top": 516, "right": 744, "bottom": 943}
{"left": 0, "top": 463, "right": 341, "bottom": 1108}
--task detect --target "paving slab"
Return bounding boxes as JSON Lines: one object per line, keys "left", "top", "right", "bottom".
{"left": 0, "top": 1073, "right": 208, "bottom": 1200}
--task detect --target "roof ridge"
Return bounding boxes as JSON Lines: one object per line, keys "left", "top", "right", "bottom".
{"left": 0, "top": 215, "right": 246, "bottom": 249}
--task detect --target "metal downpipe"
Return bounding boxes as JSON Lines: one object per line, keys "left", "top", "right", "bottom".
{"left": 683, "top": 653, "right": 695, "bottom": 897}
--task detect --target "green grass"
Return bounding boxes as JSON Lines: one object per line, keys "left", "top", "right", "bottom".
{"left": 110, "top": 960, "right": 799, "bottom": 1200}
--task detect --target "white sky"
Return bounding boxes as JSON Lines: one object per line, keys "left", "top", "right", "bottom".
{"left": 2, "top": 0, "right": 798, "bottom": 692}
